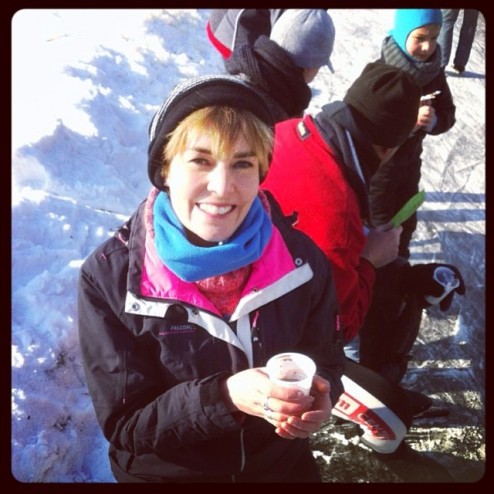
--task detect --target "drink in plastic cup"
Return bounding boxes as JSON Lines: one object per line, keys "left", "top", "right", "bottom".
{"left": 266, "top": 352, "right": 316, "bottom": 395}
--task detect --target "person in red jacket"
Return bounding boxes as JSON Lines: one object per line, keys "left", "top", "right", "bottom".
{"left": 262, "top": 63, "right": 464, "bottom": 478}
{"left": 263, "top": 61, "right": 464, "bottom": 349}
{"left": 264, "top": 62, "right": 415, "bottom": 343}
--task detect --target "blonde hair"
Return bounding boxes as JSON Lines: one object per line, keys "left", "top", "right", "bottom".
{"left": 161, "top": 106, "right": 273, "bottom": 182}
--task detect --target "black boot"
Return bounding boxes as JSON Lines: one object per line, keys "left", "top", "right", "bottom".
{"left": 401, "top": 388, "right": 451, "bottom": 419}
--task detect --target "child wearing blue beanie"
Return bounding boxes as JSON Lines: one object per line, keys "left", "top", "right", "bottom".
{"left": 391, "top": 9, "right": 443, "bottom": 60}
{"left": 358, "top": 9, "right": 457, "bottom": 391}
{"left": 369, "top": 7, "right": 454, "bottom": 258}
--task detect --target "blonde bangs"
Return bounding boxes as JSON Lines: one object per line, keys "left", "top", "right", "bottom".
{"left": 162, "top": 106, "right": 273, "bottom": 179}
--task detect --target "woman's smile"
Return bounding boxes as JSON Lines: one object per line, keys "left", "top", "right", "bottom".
{"left": 197, "top": 203, "right": 235, "bottom": 216}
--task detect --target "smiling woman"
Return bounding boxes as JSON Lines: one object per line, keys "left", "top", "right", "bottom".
{"left": 77, "top": 73, "right": 345, "bottom": 483}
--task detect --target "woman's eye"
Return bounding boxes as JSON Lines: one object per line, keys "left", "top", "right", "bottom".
{"left": 190, "top": 157, "right": 210, "bottom": 166}
{"left": 235, "top": 160, "right": 254, "bottom": 169}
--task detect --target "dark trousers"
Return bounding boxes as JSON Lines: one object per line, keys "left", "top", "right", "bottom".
{"left": 358, "top": 259, "right": 423, "bottom": 384}
{"left": 438, "top": 9, "right": 479, "bottom": 69}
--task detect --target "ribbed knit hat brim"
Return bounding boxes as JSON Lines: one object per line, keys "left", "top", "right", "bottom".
{"left": 147, "top": 74, "right": 275, "bottom": 189}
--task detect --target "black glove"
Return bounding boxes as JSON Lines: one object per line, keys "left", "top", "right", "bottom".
{"left": 405, "top": 263, "right": 466, "bottom": 310}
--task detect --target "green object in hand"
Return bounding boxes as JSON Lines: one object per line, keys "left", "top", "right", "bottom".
{"left": 391, "top": 190, "right": 426, "bottom": 227}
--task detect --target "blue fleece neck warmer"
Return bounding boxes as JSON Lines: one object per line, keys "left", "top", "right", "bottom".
{"left": 153, "top": 191, "right": 272, "bottom": 282}
{"left": 390, "top": 9, "right": 443, "bottom": 57}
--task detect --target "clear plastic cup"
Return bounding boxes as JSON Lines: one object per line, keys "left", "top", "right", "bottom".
{"left": 266, "top": 352, "right": 316, "bottom": 395}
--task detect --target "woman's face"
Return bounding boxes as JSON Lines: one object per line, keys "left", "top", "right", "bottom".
{"left": 406, "top": 23, "right": 441, "bottom": 61}
{"left": 166, "top": 132, "right": 261, "bottom": 245}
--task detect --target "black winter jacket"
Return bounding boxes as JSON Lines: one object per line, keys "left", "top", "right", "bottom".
{"left": 78, "top": 192, "right": 344, "bottom": 482}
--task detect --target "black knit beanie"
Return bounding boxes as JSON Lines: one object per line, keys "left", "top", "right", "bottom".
{"left": 343, "top": 62, "right": 421, "bottom": 148}
{"left": 148, "top": 74, "right": 275, "bottom": 190}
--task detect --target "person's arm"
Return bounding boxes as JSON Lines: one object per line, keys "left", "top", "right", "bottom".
{"left": 331, "top": 213, "right": 401, "bottom": 343}
{"left": 329, "top": 249, "right": 376, "bottom": 342}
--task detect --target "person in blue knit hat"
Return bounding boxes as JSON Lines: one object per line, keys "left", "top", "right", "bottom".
{"left": 357, "top": 9, "right": 458, "bottom": 401}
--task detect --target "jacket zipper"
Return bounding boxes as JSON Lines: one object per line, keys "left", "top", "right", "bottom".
{"left": 251, "top": 310, "right": 265, "bottom": 365}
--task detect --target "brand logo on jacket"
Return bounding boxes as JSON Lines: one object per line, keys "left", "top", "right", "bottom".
{"left": 159, "top": 324, "right": 196, "bottom": 336}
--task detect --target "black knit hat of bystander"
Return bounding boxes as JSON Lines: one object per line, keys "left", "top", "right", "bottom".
{"left": 344, "top": 62, "right": 421, "bottom": 148}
